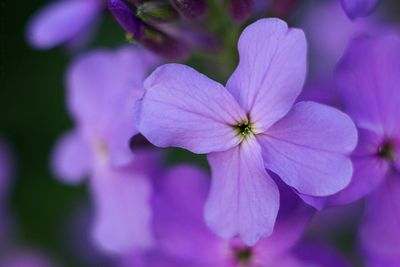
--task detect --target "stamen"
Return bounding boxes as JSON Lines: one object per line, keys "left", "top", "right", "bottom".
{"left": 234, "top": 121, "right": 253, "bottom": 138}
{"left": 377, "top": 141, "right": 396, "bottom": 161}
{"left": 234, "top": 247, "right": 252, "bottom": 264}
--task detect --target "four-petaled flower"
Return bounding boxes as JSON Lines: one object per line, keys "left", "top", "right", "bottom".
{"left": 136, "top": 18, "right": 358, "bottom": 245}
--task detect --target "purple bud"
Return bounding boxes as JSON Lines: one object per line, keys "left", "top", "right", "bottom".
{"left": 229, "top": 0, "right": 254, "bottom": 22}
{"left": 108, "top": 0, "right": 189, "bottom": 59}
{"left": 136, "top": 1, "right": 179, "bottom": 23}
{"left": 109, "top": 0, "right": 142, "bottom": 38}
{"left": 171, "top": 0, "right": 207, "bottom": 20}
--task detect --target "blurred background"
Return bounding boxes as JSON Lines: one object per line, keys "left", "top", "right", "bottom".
{"left": 1, "top": 0, "right": 400, "bottom": 266}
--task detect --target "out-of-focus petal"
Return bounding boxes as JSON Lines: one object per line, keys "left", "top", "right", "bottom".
{"left": 137, "top": 64, "right": 246, "bottom": 154}
{"left": 259, "top": 101, "right": 357, "bottom": 196}
{"left": 26, "top": 0, "right": 101, "bottom": 49}
{"left": 67, "top": 47, "right": 157, "bottom": 166}
{"left": 299, "top": 0, "right": 378, "bottom": 81}
{"left": 153, "top": 165, "right": 222, "bottom": 265}
{"left": 255, "top": 179, "right": 314, "bottom": 259}
{"left": 340, "top": 0, "right": 379, "bottom": 20}
{"left": 205, "top": 137, "right": 279, "bottom": 245}
{"left": 336, "top": 34, "right": 400, "bottom": 136}
{"left": 359, "top": 171, "right": 400, "bottom": 264}
{"left": 91, "top": 165, "right": 153, "bottom": 254}
{"left": 226, "top": 18, "right": 306, "bottom": 132}
{"left": 328, "top": 128, "right": 389, "bottom": 204}
{"left": 51, "top": 130, "right": 90, "bottom": 184}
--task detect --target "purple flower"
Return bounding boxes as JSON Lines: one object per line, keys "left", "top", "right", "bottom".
{"left": 26, "top": 0, "right": 103, "bottom": 49}
{"left": 332, "top": 34, "right": 400, "bottom": 265}
{"left": 136, "top": 18, "right": 358, "bottom": 245}
{"left": 330, "top": 34, "right": 400, "bottom": 204}
{"left": 51, "top": 46, "right": 160, "bottom": 254}
{"left": 340, "top": 0, "right": 379, "bottom": 20}
{"left": 122, "top": 165, "right": 314, "bottom": 267}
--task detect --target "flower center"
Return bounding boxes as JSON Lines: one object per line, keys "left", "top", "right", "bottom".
{"left": 234, "top": 121, "right": 253, "bottom": 139}
{"left": 234, "top": 247, "right": 252, "bottom": 264}
{"left": 95, "top": 140, "right": 109, "bottom": 163}
{"left": 377, "top": 140, "right": 396, "bottom": 161}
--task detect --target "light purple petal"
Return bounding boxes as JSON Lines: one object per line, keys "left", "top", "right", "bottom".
{"left": 26, "top": 0, "right": 101, "bottom": 49}
{"left": 68, "top": 47, "right": 157, "bottom": 166}
{"left": 153, "top": 165, "right": 221, "bottom": 265}
{"left": 336, "top": 34, "right": 400, "bottom": 137}
{"left": 205, "top": 137, "right": 279, "bottom": 245}
{"left": 137, "top": 64, "right": 246, "bottom": 154}
{"left": 359, "top": 171, "right": 400, "bottom": 263}
{"left": 51, "top": 130, "right": 90, "bottom": 184}
{"left": 91, "top": 165, "right": 153, "bottom": 254}
{"left": 226, "top": 18, "right": 307, "bottom": 131}
{"left": 259, "top": 101, "right": 357, "bottom": 196}
{"left": 340, "top": 0, "right": 379, "bottom": 20}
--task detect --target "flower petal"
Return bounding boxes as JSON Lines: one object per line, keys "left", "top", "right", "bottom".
{"left": 68, "top": 47, "right": 157, "bottom": 166}
{"left": 137, "top": 64, "right": 246, "bottom": 154}
{"left": 328, "top": 128, "right": 389, "bottom": 204}
{"left": 360, "top": 171, "right": 400, "bottom": 263}
{"left": 259, "top": 101, "right": 357, "bottom": 196}
{"left": 51, "top": 130, "right": 90, "bottom": 184}
{"left": 336, "top": 35, "right": 400, "bottom": 136}
{"left": 91, "top": 165, "right": 153, "bottom": 254}
{"left": 226, "top": 18, "right": 307, "bottom": 131}
{"left": 26, "top": 0, "right": 101, "bottom": 49}
{"left": 340, "top": 0, "right": 379, "bottom": 20}
{"left": 153, "top": 165, "right": 221, "bottom": 264}
{"left": 255, "top": 178, "right": 314, "bottom": 258}
{"left": 205, "top": 137, "right": 279, "bottom": 245}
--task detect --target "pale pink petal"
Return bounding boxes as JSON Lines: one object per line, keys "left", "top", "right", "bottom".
{"left": 226, "top": 18, "right": 307, "bottom": 131}
{"left": 259, "top": 102, "right": 357, "bottom": 196}
{"left": 137, "top": 64, "right": 246, "bottom": 154}
{"left": 205, "top": 137, "right": 279, "bottom": 245}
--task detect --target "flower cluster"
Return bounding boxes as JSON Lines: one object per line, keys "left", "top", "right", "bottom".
{"left": 1, "top": 0, "right": 398, "bottom": 266}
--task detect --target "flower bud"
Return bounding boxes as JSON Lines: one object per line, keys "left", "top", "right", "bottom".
{"left": 171, "top": 0, "right": 207, "bottom": 20}
{"left": 108, "top": 0, "right": 189, "bottom": 59}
